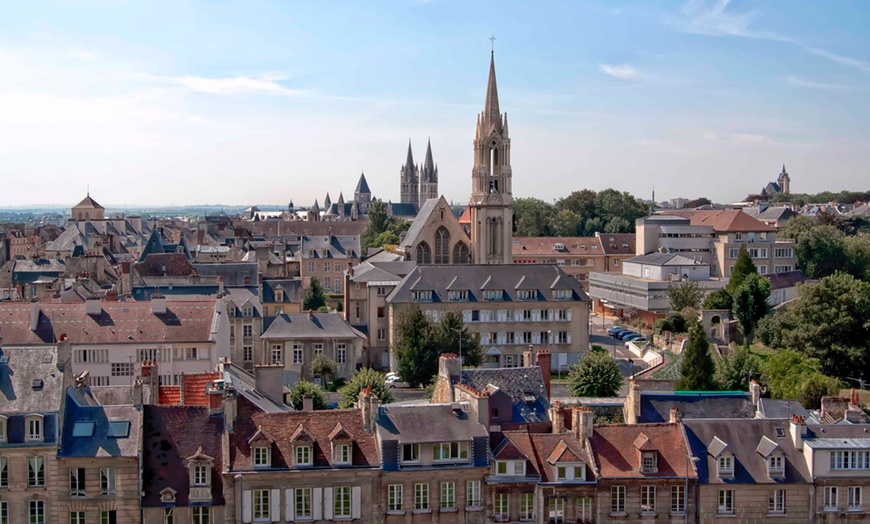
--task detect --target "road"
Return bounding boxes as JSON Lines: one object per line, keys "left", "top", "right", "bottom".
{"left": 589, "top": 312, "right": 647, "bottom": 377}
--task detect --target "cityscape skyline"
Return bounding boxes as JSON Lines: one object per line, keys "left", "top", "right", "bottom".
{"left": 2, "top": 0, "right": 870, "bottom": 207}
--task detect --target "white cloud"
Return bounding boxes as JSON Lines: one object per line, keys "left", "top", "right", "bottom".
{"left": 785, "top": 75, "right": 848, "bottom": 90}
{"left": 599, "top": 64, "right": 641, "bottom": 80}
{"left": 165, "top": 74, "right": 305, "bottom": 96}
{"left": 674, "top": 0, "right": 790, "bottom": 41}
{"left": 806, "top": 48, "right": 870, "bottom": 74}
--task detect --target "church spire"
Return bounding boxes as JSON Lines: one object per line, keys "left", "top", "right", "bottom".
{"left": 404, "top": 139, "right": 414, "bottom": 168}
{"left": 483, "top": 51, "right": 501, "bottom": 133}
{"left": 423, "top": 138, "right": 435, "bottom": 175}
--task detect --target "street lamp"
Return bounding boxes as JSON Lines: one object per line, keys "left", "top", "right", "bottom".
{"left": 685, "top": 455, "right": 700, "bottom": 524}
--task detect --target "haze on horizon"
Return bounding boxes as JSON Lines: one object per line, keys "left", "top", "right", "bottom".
{"left": 1, "top": 0, "right": 869, "bottom": 208}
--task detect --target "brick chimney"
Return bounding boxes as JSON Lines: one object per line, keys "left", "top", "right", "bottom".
{"left": 549, "top": 401, "right": 566, "bottom": 433}
{"left": 254, "top": 364, "right": 284, "bottom": 404}
{"left": 750, "top": 380, "right": 761, "bottom": 410}
{"left": 571, "top": 406, "right": 594, "bottom": 446}
{"left": 625, "top": 379, "right": 641, "bottom": 424}
{"left": 535, "top": 349, "right": 551, "bottom": 400}
{"left": 789, "top": 414, "right": 805, "bottom": 450}
{"left": 438, "top": 353, "right": 462, "bottom": 384}
{"left": 522, "top": 345, "right": 535, "bottom": 368}
{"left": 669, "top": 406, "right": 681, "bottom": 424}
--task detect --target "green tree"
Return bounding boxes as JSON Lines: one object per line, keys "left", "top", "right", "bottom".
{"left": 556, "top": 189, "right": 597, "bottom": 217}
{"left": 792, "top": 225, "right": 847, "bottom": 278}
{"left": 337, "top": 368, "right": 394, "bottom": 408}
{"left": 666, "top": 279, "right": 705, "bottom": 311}
{"left": 308, "top": 355, "right": 337, "bottom": 385}
{"left": 702, "top": 288, "right": 733, "bottom": 310}
{"left": 303, "top": 277, "right": 326, "bottom": 310}
{"left": 715, "top": 346, "right": 761, "bottom": 391}
{"left": 726, "top": 245, "right": 757, "bottom": 295}
{"left": 762, "top": 350, "right": 839, "bottom": 407}
{"left": 288, "top": 380, "right": 328, "bottom": 410}
{"left": 513, "top": 198, "right": 555, "bottom": 236}
{"left": 392, "top": 305, "right": 438, "bottom": 388}
{"left": 567, "top": 351, "right": 623, "bottom": 397}
{"left": 684, "top": 197, "right": 711, "bottom": 209}
{"left": 360, "top": 199, "right": 389, "bottom": 252}
{"left": 675, "top": 323, "right": 717, "bottom": 391}
{"left": 844, "top": 235, "right": 870, "bottom": 282}
{"left": 732, "top": 273, "right": 771, "bottom": 348}
{"left": 549, "top": 208, "right": 583, "bottom": 236}
{"left": 436, "top": 310, "right": 483, "bottom": 368}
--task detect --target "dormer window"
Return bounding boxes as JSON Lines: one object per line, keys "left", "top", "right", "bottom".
{"left": 483, "top": 290, "right": 502, "bottom": 301}
{"left": 26, "top": 414, "right": 43, "bottom": 442}
{"left": 335, "top": 443, "right": 351, "bottom": 465}
{"left": 518, "top": 289, "right": 536, "bottom": 301}
{"left": 295, "top": 445, "right": 312, "bottom": 466}
{"left": 402, "top": 443, "right": 420, "bottom": 463}
{"left": 553, "top": 243, "right": 566, "bottom": 251}
{"left": 448, "top": 290, "right": 469, "bottom": 302}
{"left": 275, "top": 289, "right": 284, "bottom": 302}
{"left": 242, "top": 305, "right": 253, "bottom": 317}
{"left": 768, "top": 455, "right": 784, "bottom": 475}
{"left": 185, "top": 446, "right": 214, "bottom": 493}
{"left": 556, "top": 463, "right": 586, "bottom": 481}
{"left": 553, "top": 289, "right": 572, "bottom": 301}
{"left": 412, "top": 290, "right": 433, "bottom": 302}
{"left": 641, "top": 452, "right": 658, "bottom": 473}
{"left": 160, "top": 487, "right": 177, "bottom": 504}
{"left": 433, "top": 442, "right": 468, "bottom": 462}
{"left": 253, "top": 446, "right": 271, "bottom": 468}
{"left": 495, "top": 460, "right": 525, "bottom": 476}
{"left": 718, "top": 455, "right": 734, "bottom": 476}
{"left": 193, "top": 464, "right": 208, "bottom": 486}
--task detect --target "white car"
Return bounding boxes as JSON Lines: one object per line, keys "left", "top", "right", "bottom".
{"left": 385, "top": 375, "right": 409, "bottom": 388}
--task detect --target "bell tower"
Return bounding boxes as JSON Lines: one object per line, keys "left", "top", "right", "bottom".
{"left": 470, "top": 49, "right": 513, "bottom": 264}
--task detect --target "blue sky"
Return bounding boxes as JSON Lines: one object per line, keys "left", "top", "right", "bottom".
{"left": 1, "top": 0, "right": 868, "bottom": 207}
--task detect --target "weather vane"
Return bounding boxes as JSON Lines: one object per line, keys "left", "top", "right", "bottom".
{"left": 489, "top": 35, "right": 496, "bottom": 52}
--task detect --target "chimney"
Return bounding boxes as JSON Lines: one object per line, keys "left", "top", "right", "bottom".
{"left": 132, "top": 378, "right": 143, "bottom": 408}
{"left": 750, "top": 380, "right": 761, "bottom": 410}
{"left": 522, "top": 346, "right": 535, "bottom": 368}
{"left": 141, "top": 361, "right": 159, "bottom": 404}
{"left": 302, "top": 393, "right": 314, "bottom": 412}
{"left": 789, "top": 414, "right": 805, "bottom": 450}
{"left": 438, "top": 353, "right": 462, "bottom": 384}
{"left": 218, "top": 277, "right": 224, "bottom": 297}
{"left": 549, "top": 401, "right": 566, "bottom": 433}
{"left": 669, "top": 406, "right": 681, "bottom": 424}
{"left": 369, "top": 391, "right": 381, "bottom": 432}
{"left": 151, "top": 294, "right": 167, "bottom": 315}
{"left": 359, "top": 386, "right": 373, "bottom": 431}
{"left": 535, "top": 349, "right": 552, "bottom": 400}
{"left": 222, "top": 386, "right": 238, "bottom": 432}
{"left": 86, "top": 297, "right": 102, "bottom": 316}
{"left": 56, "top": 334, "right": 71, "bottom": 372}
{"left": 571, "top": 406, "right": 594, "bottom": 446}
{"left": 625, "top": 379, "right": 641, "bottom": 425}
{"left": 29, "top": 298, "right": 40, "bottom": 332}
{"left": 254, "top": 364, "right": 284, "bottom": 404}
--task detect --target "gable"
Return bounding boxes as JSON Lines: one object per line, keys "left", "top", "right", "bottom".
{"left": 401, "top": 196, "right": 470, "bottom": 252}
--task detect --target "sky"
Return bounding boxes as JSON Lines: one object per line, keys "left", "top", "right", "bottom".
{"left": 1, "top": 0, "right": 869, "bottom": 208}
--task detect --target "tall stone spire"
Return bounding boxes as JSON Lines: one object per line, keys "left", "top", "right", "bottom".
{"left": 400, "top": 139, "right": 420, "bottom": 209}
{"left": 423, "top": 138, "right": 435, "bottom": 177}
{"left": 419, "top": 138, "right": 439, "bottom": 204}
{"left": 482, "top": 51, "right": 502, "bottom": 135}
{"left": 405, "top": 139, "right": 415, "bottom": 167}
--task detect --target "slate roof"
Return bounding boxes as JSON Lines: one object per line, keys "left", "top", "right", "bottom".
{"left": 0, "top": 300, "right": 219, "bottom": 346}
{"left": 355, "top": 173, "right": 371, "bottom": 195}
{"left": 388, "top": 202, "right": 418, "bottom": 218}
{"left": 400, "top": 198, "right": 443, "bottom": 249}
{"left": 300, "top": 235, "right": 360, "bottom": 259}
{"left": 192, "top": 263, "right": 259, "bottom": 287}
{"left": 229, "top": 396, "right": 379, "bottom": 470}
{"left": 73, "top": 195, "right": 105, "bottom": 209}
{"left": 220, "top": 362, "right": 291, "bottom": 413}
{"left": 657, "top": 210, "right": 776, "bottom": 232}
{"left": 462, "top": 366, "right": 550, "bottom": 424}
{"left": 640, "top": 392, "right": 756, "bottom": 423}
{"left": 261, "top": 312, "right": 365, "bottom": 340}
{"left": 225, "top": 287, "right": 263, "bottom": 317}
{"left": 135, "top": 253, "right": 195, "bottom": 277}
{"left": 387, "top": 264, "right": 590, "bottom": 304}
{"left": 743, "top": 206, "right": 797, "bottom": 223}
{"left": 625, "top": 253, "right": 706, "bottom": 267}
{"left": 262, "top": 279, "right": 303, "bottom": 304}
{"left": 349, "top": 260, "right": 416, "bottom": 284}
{"left": 684, "top": 418, "right": 810, "bottom": 484}
{"left": 756, "top": 398, "right": 809, "bottom": 420}
{"left": 512, "top": 236, "right": 604, "bottom": 257}
{"left": 590, "top": 423, "right": 694, "bottom": 479}
{"left": 0, "top": 346, "right": 63, "bottom": 414}
{"left": 58, "top": 387, "right": 140, "bottom": 458}
{"left": 375, "top": 402, "right": 489, "bottom": 444}
{"left": 142, "top": 405, "right": 225, "bottom": 507}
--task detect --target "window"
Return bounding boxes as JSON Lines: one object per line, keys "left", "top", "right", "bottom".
{"left": 70, "top": 511, "right": 86, "bottom": 524}
{"left": 29, "top": 500, "right": 45, "bottom": 524}
{"left": 0, "top": 457, "right": 6, "bottom": 488}
{"left": 440, "top": 482, "right": 455, "bottom": 509}
{"left": 253, "top": 489, "right": 270, "bottom": 520}
{"left": 412, "top": 290, "right": 433, "bottom": 302}
{"left": 0, "top": 502, "right": 7, "bottom": 524}
{"left": 70, "top": 467, "right": 86, "bottom": 497}
{"left": 253, "top": 446, "right": 270, "bottom": 467}
{"left": 518, "top": 289, "right": 536, "bottom": 301}
{"left": 242, "top": 306, "right": 253, "bottom": 317}
{"left": 313, "top": 344, "right": 323, "bottom": 356}
{"left": 718, "top": 455, "right": 733, "bottom": 475}
{"left": 495, "top": 460, "right": 525, "bottom": 476}
{"left": 494, "top": 493, "right": 509, "bottom": 517}
{"left": 640, "top": 485, "right": 656, "bottom": 514}
{"left": 830, "top": 450, "right": 870, "bottom": 470}
{"left": 334, "top": 276, "right": 341, "bottom": 292}
{"left": 520, "top": 492, "right": 535, "bottom": 521}
{"left": 434, "top": 227, "right": 451, "bottom": 264}
{"left": 192, "top": 507, "right": 209, "bottom": 524}
{"left": 769, "top": 489, "right": 786, "bottom": 515}
{"left": 377, "top": 286, "right": 388, "bottom": 296}
{"left": 163, "top": 508, "right": 173, "bottom": 524}
{"left": 336, "top": 443, "right": 351, "bottom": 465}
{"left": 28, "top": 416, "right": 43, "bottom": 441}
{"left": 775, "top": 265, "right": 794, "bottom": 273}
{"left": 758, "top": 265, "right": 768, "bottom": 275}
{"left": 467, "top": 480, "right": 481, "bottom": 507}
{"left": 414, "top": 483, "right": 429, "bottom": 511}
{"left": 416, "top": 242, "right": 431, "bottom": 264}
{"left": 377, "top": 328, "right": 387, "bottom": 341}
{"left": 483, "top": 290, "right": 502, "bottom": 301}
{"left": 100, "top": 511, "right": 116, "bottom": 524}
{"left": 718, "top": 489, "right": 734, "bottom": 515}
{"left": 641, "top": 451, "right": 658, "bottom": 473}
{"left": 270, "top": 344, "right": 282, "bottom": 364}
{"left": 111, "top": 363, "right": 134, "bottom": 377}
{"left": 308, "top": 261, "right": 315, "bottom": 273}
{"left": 0, "top": 417, "right": 6, "bottom": 442}
{"left": 774, "top": 248, "right": 793, "bottom": 258}
{"left": 671, "top": 485, "right": 685, "bottom": 514}
{"left": 848, "top": 486, "right": 862, "bottom": 510}
{"left": 243, "top": 345, "right": 253, "bottom": 362}
{"left": 433, "top": 442, "right": 468, "bottom": 461}
{"left": 28, "top": 456, "right": 44, "bottom": 486}
{"left": 729, "top": 248, "right": 740, "bottom": 259}
{"left": 549, "top": 498, "right": 564, "bottom": 524}
{"left": 293, "top": 345, "right": 303, "bottom": 365}
{"left": 193, "top": 464, "right": 208, "bottom": 486}
{"left": 825, "top": 486, "right": 838, "bottom": 510}
{"left": 334, "top": 486, "right": 351, "bottom": 518}
{"left": 577, "top": 497, "right": 592, "bottom": 522}
{"left": 324, "top": 261, "right": 331, "bottom": 273}
{"left": 101, "top": 467, "right": 115, "bottom": 496}
{"left": 296, "top": 445, "right": 312, "bottom": 466}
{"left": 388, "top": 484, "right": 403, "bottom": 512}
{"left": 611, "top": 485, "right": 626, "bottom": 514}
{"left": 448, "top": 290, "right": 469, "bottom": 302}
{"left": 243, "top": 324, "right": 253, "bottom": 338}
{"left": 402, "top": 443, "right": 419, "bottom": 462}
{"left": 337, "top": 344, "right": 347, "bottom": 364}
{"left": 768, "top": 455, "right": 784, "bottom": 475}
{"left": 553, "top": 289, "right": 571, "bottom": 300}
{"left": 296, "top": 488, "right": 312, "bottom": 518}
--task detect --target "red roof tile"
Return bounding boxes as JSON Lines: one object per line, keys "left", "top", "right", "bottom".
{"left": 159, "top": 386, "right": 182, "bottom": 406}
{"left": 182, "top": 372, "right": 220, "bottom": 407}
{"left": 529, "top": 432, "right": 592, "bottom": 482}
{"left": 458, "top": 206, "right": 471, "bottom": 225}
{"left": 512, "top": 236, "right": 604, "bottom": 257}
{"left": 659, "top": 210, "right": 776, "bottom": 232}
{"left": 596, "top": 232, "right": 636, "bottom": 255}
{"left": 590, "top": 423, "right": 695, "bottom": 479}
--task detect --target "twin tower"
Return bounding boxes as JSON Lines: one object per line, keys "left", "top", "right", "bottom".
{"left": 399, "top": 139, "right": 438, "bottom": 211}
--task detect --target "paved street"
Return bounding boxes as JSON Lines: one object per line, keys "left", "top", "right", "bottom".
{"left": 589, "top": 312, "right": 648, "bottom": 377}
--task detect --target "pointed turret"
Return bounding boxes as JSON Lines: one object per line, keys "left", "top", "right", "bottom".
{"left": 337, "top": 192, "right": 345, "bottom": 205}
{"left": 355, "top": 172, "right": 371, "bottom": 195}
{"left": 482, "top": 51, "right": 502, "bottom": 134}
{"left": 324, "top": 192, "right": 332, "bottom": 209}
{"left": 503, "top": 112, "right": 509, "bottom": 136}
{"left": 781, "top": 163, "right": 787, "bottom": 174}
{"left": 404, "top": 139, "right": 415, "bottom": 168}
{"left": 312, "top": 199, "right": 320, "bottom": 212}
{"left": 475, "top": 113, "right": 481, "bottom": 140}
{"left": 423, "top": 138, "right": 435, "bottom": 175}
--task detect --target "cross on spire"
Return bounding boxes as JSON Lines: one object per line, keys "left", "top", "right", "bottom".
{"left": 489, "top": 35, "right": 497, "bottom": 53}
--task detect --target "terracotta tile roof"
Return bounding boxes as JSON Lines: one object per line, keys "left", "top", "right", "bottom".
{"left": 493, "top": 431, "right": 538, "bottom": 474}
{"left": 0, "top": 300, "right": 218, "bottom": 346}
{"left": 529, "top": 432, "right": 593, "bottom": 482}
{"left": 590, "top": 423, "right": 695, "bottom": 479}
{"left": 458, "top": 205, "right": 471, "bottom": 225}
{"left": 135, "top": 253, "right": 195, "bottom": 277}
{"left": 142, "top": 405, "right": 225, "bottom": 507}
{"left": 512, "top": 236, "right": 604, "bottom": 257}
{"left": 658, "top": 210, "right": 776, "bottom": 232}
{"left": 159, "top": 386, "right": 182, "bottom": 406}
{"left": 229, "top": 396, "right": 379, "bottom": 471}
{"left": 596, "top": 233, "right": 636, "bottom": 255}
{"left": 183, "top": 372, "right": 221, "bottom": 407}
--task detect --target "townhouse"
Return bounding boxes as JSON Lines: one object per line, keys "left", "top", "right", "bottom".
{"left": 299, "top": 235, "right": 360, "bottom": 295}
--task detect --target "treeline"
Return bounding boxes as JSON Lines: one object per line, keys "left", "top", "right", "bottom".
{"left": 513, "top": 189, "right": 649, "bottom": 237}
{"left": 772, "top": 189, "right": 870, "bottom": 207}
{"left": 779, "top": 215, "right": 870, "bottom": 281}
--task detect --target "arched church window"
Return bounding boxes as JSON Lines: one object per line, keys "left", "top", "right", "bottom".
{"left": 452, "top": 242, "right": 470, "bottom": 264}
{"left": 434, "top": 227, "right": 450, "bottom": 264}
{"left": 416, "top": 242, "right": 431, "bottom": 264}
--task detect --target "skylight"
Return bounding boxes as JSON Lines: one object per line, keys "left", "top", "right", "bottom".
{"left": 107, "top": 421, "right": 131, "bottom": 438}
{"left": 72, "top": 421, "right": 95, "bottom": 438}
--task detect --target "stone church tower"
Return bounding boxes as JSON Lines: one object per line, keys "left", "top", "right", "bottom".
{"left": 469, "top": 51, "right": 513, "bottom": 264}
{"left": 777, "top": 164, "right": 791, "bottom": 195}
{"left": 419, "top": 138, "right": 439, "bottom": 204}
{"left": 400, "top": 140, "right": 420, "bottom": 210}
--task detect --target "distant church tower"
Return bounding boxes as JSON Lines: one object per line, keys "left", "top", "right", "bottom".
{"left": 777, "top": 164, "right": 791, "bottom": 195}
{"left": 400, "top": 140, "right": 420, "bottom": 210}
{"left": 419, "top": 138, "right": 439, "bottom": 204}
{"left": 469, "top": 50, "right": 513, "bottom": 264}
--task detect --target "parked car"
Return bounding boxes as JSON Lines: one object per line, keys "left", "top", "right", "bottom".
{"left": 385, "top": 372, "right": 400, "bottom": 381}
{"left": 612, "top": 329, "right": 632, "bottom": 339}
{"left": 386, "top": 375, "right": 409, "bottom": 388}
{"left": 607, "top": 325, "right": 625, "bottom": 335}
{"left": 623, "top": 333, "right": 642, "bottom": 342}
{"left": 628, "top": 337, "right": 648, "bottom": 346}
{"left": 617, "top": 330, "right": 638, "bottom": 340}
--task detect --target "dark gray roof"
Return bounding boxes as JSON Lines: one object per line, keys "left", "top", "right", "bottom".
{"left": 757, "top": 398, "right": 809, "bottom": 420}
{"left": 764, "top": 270, "right": 811, "bottom": 291}
{"left": 222, "top": 363, "right": 291, "bottom": 413}
{"left": 58, "top": 387, "right": 140, "bottom": 458}
{"left": 375, "top": 403, "right": 488, "bottom": 444}
{"left": 461, "top": 366, "right": 550, "bottom": 424}
{"left": 0, "top": 347, "right": 64, "bottom": 414}
{"left": 191, "top": 262, "right": 258, "bottom": 287}
{"left": 625, "top": 253, "right": 705, "bottom": 266}
{"left": 355, "top": 173, "right": 371, "bottom": 194}
{"left": 400, "top": 197, "right": 443, "bottom": 249}
{"left": 685, "top": 418, "right": 811, "bottom": 484}
{"left": 262, "top": 279, "right": 303, "bottom": 304}
{"left": 261, "top": 312, "right": 365, "bottom": 340}
{"left": 388, "top": 202, "right": 418, "bottom": 217}
{"left": 387, "top": 264, "right": 590, "bottom": 304}
{"left": 300, "top": 235, "right": 360, "bottom": 260}
{"left": 640, "top": 392, "right": 755, "bottom": 423}
{"left": 743, "top": 206, "right": 797, "bottom": 222}
{"left": 350, "top": 260, "right": 417, "bottom": 284}
{"left": 225, "top": 287, "right": 263, "bottom": 317}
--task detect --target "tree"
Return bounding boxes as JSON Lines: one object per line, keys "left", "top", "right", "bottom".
{"left": 303, "top": 276, "right": 326, "bottom": 310}
{"left": 714, "top": 346, "right": 761, "bottom": 391}
{"left": 392, "top": 305, "right": 439, "bottom": 388}
{"left": 667, "top": 279, "right": 704, "bottom": 311}
{"left": 549, "top": 209, "right": 583, "bottom": 236}
{"left": 308, "top": 355, "right": 337, "bottom": 385}
{"left": 732, "top": 273, "right": 771, "bottom": 348}
{"left": 556, "top": 189, "right": 597, "bottom": 217}
{"left": 726, "top": 245, "right": 757, "bottom": 295}
{"left": 338, "top": 368, "right": 394, "bottom": 408}
{"left": 567, "top": 351, "right": 623, "bottom": 397}
{"left": 791, "top": 225, "right": 847, "bottom": 278}
{"left": 360, "top": 199, "right": 389, "bottom": 252}
{"left": 288, "top": 380, "right": 328, "bottom": 410}
{"left": 702, "top": 288, "right": 733, "bottom": 310}
{"left": 675, "top": 323, "right": 717, "bottom": 391}
{"left": 513, "top": 198, "right": 555, "bottom": 236}
{"left": 762, "top": 350, "right": 839, "bottom": 407}
{"left": 435, "top": 310, "right": 483, "bottom": 368}
{"left": 844, "top": 235, "right": 870, "bottom": 282}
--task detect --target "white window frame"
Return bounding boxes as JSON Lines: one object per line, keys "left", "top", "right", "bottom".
{"left": 69, "top": 467, "right": 86, "bottom": 497}
{"left": 334, "top": 486, "right": 351, "bottom": 518}
{"left": 641, "top": 485, "right": 656, "bottom": 514}
{"left": 27, "top": 415, "right": 43, "bottom": 442}
{"left": 295, "top": 445, "right": 312, "bottom": 466}
{"left": 388, "top": 484, "right": 403, "bottom": 512}
{"left": 0, "top": 457, "right": 7, "bottom": 488}
{"left": 29, "top": 500, "right": 45, "bottom": 524}
{"left": 335, "top": 443, "right": 351, "bottom": 465}
{"left": 848, "top": 486, "right": 863, "bottom": 511}
{"left": 295, "top": 487, "right": 312, "bottom": 519}
{"left": 467, "top": 480, "right": 481, "bottom": 507}
{"left": 494, "top": 493, "right": 509, "bottom": 516}
{"left": 671, "top": 485, "right": 685, "bottom": 514}
{"left": 28, "top": 456, "right": 45, "bottom": 487}
{"left": 825, "top": 486, "right": 838, "bottom": 511}
{"left": 253, "top": 489, "right": 270, "bottom": 521}
{"left": 718, "top": 455, "right": 733, "bottom": 476}
{"left": 520, "top": 492, "right": 535, "bottom": 521}
{"left": 611, "top": 485, "right": 626, "bottom": 514}
{"left": 414, "top": 483, "right": 429, "bottom": 512}
{"left": 253, "top": 446, "right": 271, "bottom": 468}
{"left": 769, "top": 488, "right": 786, "bottom": 515}
{"left": 718, "top": 489, "right": 734, "bottom": 515}
{"left": 440, "top": 482, "right": 455, "bottom": 509}
{"left": 100, "top": 467, "right": 116, "bottom": 496}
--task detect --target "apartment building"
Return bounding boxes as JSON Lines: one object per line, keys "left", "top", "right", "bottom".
{"left": 299, "top": 235, "right": 360, "bottom": 295}
{"left": 386, "top": 264, "right": 590, "bottom": 371}
{"left": 261, "top": 278, "right": 303, "bottom": 316}
{"left": 226, "top": 288, "right": 264, "bottom": 372}
{"left": 512, "top": 237, "right": 605, "bottom": 289}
